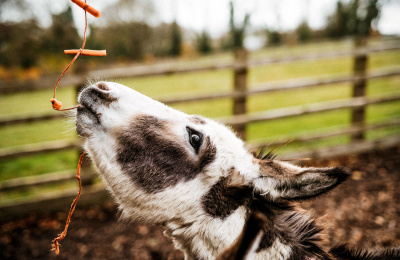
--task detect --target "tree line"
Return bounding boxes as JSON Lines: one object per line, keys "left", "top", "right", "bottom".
{"left": 267, "top": 0, "right": 382, "bottom": 45}
{"left": 0, "top": 5, "right": 185, "bottom": 72}
{"left": 0, "top": 0, "right": 384, "bottom": 74}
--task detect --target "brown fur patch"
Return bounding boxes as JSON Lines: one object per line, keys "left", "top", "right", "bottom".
{"left": 202, "top": 168, "right": 252, "bottom": 218}
{"left": 190, "top": 116, "right": 207, "bottom": 125}
{"left": 115, "top": 115, "right": 217, "bottom": 193}
{"left": 255, "top": 159, "right": 300, "bottom": 178}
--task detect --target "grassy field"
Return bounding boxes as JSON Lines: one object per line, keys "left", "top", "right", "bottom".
{"left": 0, "top": 38, "right": 399, "bottom": 184}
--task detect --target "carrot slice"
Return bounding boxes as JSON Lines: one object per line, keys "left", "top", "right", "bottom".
{"left": 71, "top": 0, "right": 101, "bottom": 18}
{"left": 52, "top": 151, "right": 86, "bottom": 254}
{"left": 64, "top": 49, "right": 107, "bottom": 56}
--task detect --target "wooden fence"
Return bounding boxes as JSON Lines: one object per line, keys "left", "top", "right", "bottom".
{"left": 1, "top": 38, "right": 400, "bottom": 219}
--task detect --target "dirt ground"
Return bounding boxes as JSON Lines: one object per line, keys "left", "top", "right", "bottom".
{"left": 1, "top": 145, "right": 399, "bottom": 260}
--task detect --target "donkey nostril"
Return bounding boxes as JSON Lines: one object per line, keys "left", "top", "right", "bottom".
{"left": 97, "top": 82, "right": 110, "bottom": 91}
{"left": 90, "top": 82, "right": 117, "bottom": 103}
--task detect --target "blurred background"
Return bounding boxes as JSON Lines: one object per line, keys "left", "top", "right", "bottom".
{"left": 1, "top": 0, "right": 399, "bottom": 74}
{"left": 0, "top": 0, "right": 399, "bottom": 259}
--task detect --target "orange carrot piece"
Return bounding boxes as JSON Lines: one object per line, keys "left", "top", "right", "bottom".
{"left": 52, "top": 151, "right": 86, "bottom": 254}
{"left": 50, "top": 98, "right": 63, "bottom": 110}
{"left": 70, "top": 0, "right": 101, "bottom": 18}
{"left": 64, "top": 49, "right": 107, "bottom": 56}
{"left": 50, "top": 97, "right": 81, "bottom": 111}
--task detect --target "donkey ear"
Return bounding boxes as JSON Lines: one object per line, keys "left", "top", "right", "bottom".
{"left": 252, "top": 159, "right": 350, "bottom": 201}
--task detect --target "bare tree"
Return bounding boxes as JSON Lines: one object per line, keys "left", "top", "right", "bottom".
{"left": 228, "top": 1, "right": 250, "bottom": 50}
{"left": 326, "top": 0, "right": 383, "bottom": 38}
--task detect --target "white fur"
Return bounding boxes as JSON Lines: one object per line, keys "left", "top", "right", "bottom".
{"left": 254, "top": 239, "right": 292, "bottom": 260}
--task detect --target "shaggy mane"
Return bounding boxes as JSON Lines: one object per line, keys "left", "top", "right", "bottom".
{"left": 330, "top": 244, "right": 400, "bottom": 260}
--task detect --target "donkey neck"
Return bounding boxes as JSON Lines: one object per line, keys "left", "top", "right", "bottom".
{"left": 250, "top": 198, "right": 332, "bottom": 260}
{"left": 163, "top": 204, "right": 311, "bottom": 260}
{"left": 163, "top": 206, "right": 249, "bottom": 260}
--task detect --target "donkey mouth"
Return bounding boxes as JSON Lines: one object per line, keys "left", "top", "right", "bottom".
{"left": 76, "top": 83, "right": 113, "bottom": 136}
{"left": 77, "top": 102, "right": 101, "bottom": 122}
{"left": 76, "top": 102, "right": 102, "bottom": 137}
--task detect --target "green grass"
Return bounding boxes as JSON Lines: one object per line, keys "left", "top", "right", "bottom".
{"left": 0, "top": 150, "right": 78, "bottom": 181}
{"left": 121, "top": 69, "right": 233, "bottom": 100}
{"left": 0, "top": 119, "right": 76, "bottom": 148}
{"left": 0, "top": 178, "right": 78, "bottom": 201}
{"left": 0, "top": 38, "right": 399, "bottom": 185}
{"left": 0, "top": 87, "right": 77, "bottom": 117}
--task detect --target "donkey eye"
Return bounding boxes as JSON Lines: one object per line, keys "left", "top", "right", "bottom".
{"left": 186, "top": 127, "right": 203, "bottom": 153}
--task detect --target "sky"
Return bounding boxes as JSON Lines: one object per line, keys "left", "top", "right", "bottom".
{"left": 7, "top": 0, "right": 400, "bottom": 38}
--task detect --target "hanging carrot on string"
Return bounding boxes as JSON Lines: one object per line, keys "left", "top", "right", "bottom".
{"left": 50, "top": 0, "right": 105, "bottom": 255}
{"left": 50, "top": 0, "right": 106, "bottom": 111}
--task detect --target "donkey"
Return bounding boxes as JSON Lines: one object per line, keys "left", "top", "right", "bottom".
{"left": 75, "top": 81, "right": 398, "bottom": 259}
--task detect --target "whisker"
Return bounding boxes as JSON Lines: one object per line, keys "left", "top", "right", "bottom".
{"left": 281, "top": 158, "right": 311, "bottom": 162}
{"left": 256, "top": 138, "right": 294, "bottom": 161}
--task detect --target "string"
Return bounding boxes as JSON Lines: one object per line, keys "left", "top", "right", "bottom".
{"left": 51, "top": 151, "right": 86, "bottom": 254}
{"left": 51, "top": 0, "right": 89, "bottom": 111}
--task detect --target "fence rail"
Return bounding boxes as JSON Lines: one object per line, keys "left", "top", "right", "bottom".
{"left": 1, "top": 38, "right": 400, "bottom": 219}
{"left": 219, "top": 92, "right": 400, "bottom": 126}
{"left": 1, "top": 42, "right": 399, "bottom": 94}
{"left": 0, "top": 140, "right": 78, "bottom": 160}
{"left": 1, "top": 67, "right": 399, "bottom": 127}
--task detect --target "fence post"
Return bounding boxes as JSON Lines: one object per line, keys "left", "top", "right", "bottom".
{"left": 75, "top": 83, "right": 96, "bottom": 186}
{"left": 233, "top": 48, "right": 248, "bottom": 140}
{"left": 351, "top": 37, "right": 368, "bottom": 142}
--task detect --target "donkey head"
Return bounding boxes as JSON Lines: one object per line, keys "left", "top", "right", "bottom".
{"left": 76, "top": 81, "right": 349, "bottom": 258}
